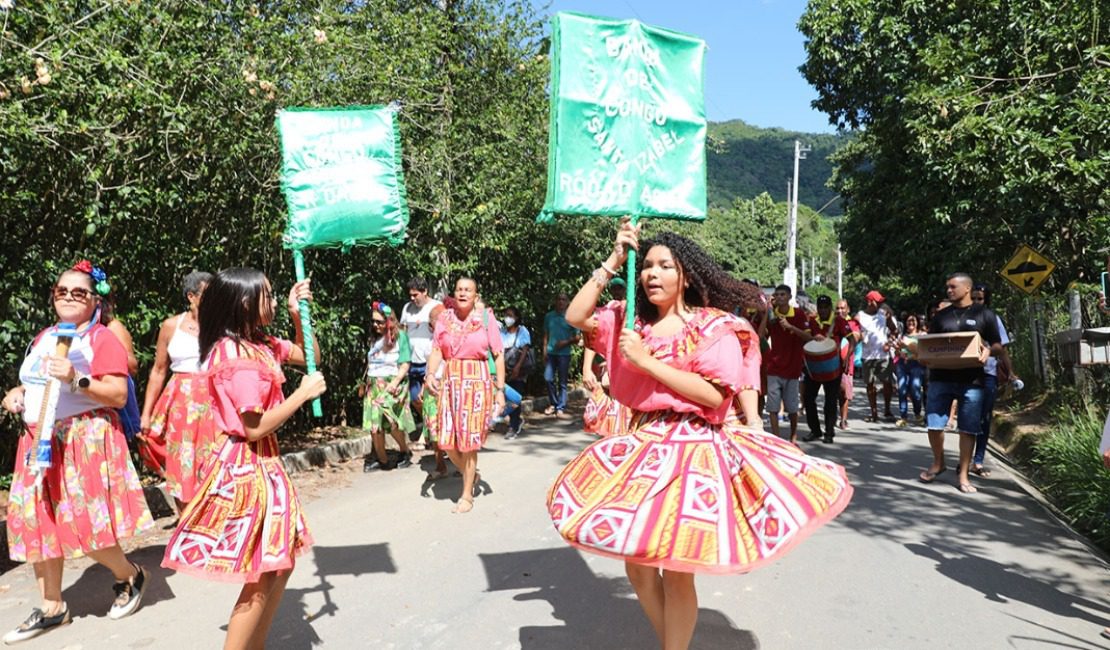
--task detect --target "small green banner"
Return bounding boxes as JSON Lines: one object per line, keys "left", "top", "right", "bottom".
{"left": 278, "top": 105, "right": 409, "bottom": 249}
{"left": 539, "top": 12, "right": 708, "bottom": 222}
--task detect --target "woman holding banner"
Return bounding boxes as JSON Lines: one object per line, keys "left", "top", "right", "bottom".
{"left": 548, "top": 220, "right": 853, "bottom": 649}
{"left": 1, "top": 261, "right": 152, "bottom": 643}
{"left": 425, "top": 277, "right": 505, "bottom": 514}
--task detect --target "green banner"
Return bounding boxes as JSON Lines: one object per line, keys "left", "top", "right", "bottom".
{"left": 278, "top": 105, "right": 409, "bottom": 249}
{"left": 539, "top": 12, "right": 708, "bottom": 222}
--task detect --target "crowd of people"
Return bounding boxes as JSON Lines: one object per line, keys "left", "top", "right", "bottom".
{"left": 0, "top": 231, "right": 1031, "bottom": 648}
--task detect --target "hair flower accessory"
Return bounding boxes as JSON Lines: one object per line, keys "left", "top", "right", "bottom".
{"left": 372, "top": 301, "right": 392, "bottom": 315}
{"left": 73, "top": 259, "right": 93, "bottom": 274}
{"left": 72, "top": 259, "right": 111, "bottom": 295}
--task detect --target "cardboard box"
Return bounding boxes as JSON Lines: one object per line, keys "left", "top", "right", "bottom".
{"left": 915, "top": 332, "right": 985, "bottom": 369}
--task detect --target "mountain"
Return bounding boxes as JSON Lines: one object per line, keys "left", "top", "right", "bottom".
{"left": 706, "top": 120, "right": 845, "bottom": 217}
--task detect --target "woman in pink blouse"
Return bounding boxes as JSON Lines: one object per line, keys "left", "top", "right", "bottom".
{"left": 425, "top": 277, "right": 505, "bottom": 513}
{"left": 548, "top": 220, "right": 853, "bottom": 649}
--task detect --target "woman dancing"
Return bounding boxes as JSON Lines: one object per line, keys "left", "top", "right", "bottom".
{"left": 425, "top": 277, "right": 505, "bottom": 513}
{"left": 139, "top": 271, "right": 217, "bottom": 513}
{"left": 548, "top": 221, "right": 853, "bottom": 649}
{"left": 162, "top": 268, "right": 326, "bottom": 649}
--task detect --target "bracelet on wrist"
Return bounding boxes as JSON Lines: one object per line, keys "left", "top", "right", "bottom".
{"left": 600, "top": 261, "right": 618, "bottom": 277}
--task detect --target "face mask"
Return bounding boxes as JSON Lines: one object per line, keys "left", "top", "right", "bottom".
{"left": 504, "top": 317, "right": 516, "bottom": 328}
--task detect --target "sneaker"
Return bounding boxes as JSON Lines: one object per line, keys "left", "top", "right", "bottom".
{"left": 895, "top": 418, "right": 908, "bottom": 427}
{"left": 363, "top": 457, "right": 384, "bottom": 472}
{"left": 3, "top": 606, "right": 71, "bottom": 644}
{"left": 802, "top": 432, "right": 823, "bottom": 443}
{"left": 108, "top": 564, "right": 146, "bottom": 620}
{"left": 396, "top": 452, "right": 413, "bottom": 469}
{"left": 915, "top": 414, "right": 925, "bottom": 425}
{"left": 505, "top": 427, "right": 519, "bottom": 440}
{"left": 823, "top": 436, "right": 835, "bottom": 444}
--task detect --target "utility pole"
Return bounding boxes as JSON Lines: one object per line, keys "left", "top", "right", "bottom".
{"left": 784, "top": 139, "right": 810, "bottom": 296}
{"left": 837, "top": 246, "right": 843, "bottom": 299}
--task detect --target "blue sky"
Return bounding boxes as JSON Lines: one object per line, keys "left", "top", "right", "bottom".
{"left": 533, "top": 0, "right": 834, "bottom": 134}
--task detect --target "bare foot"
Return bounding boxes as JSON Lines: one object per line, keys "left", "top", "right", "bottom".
{"left": 452, "top": 497, "right": 474, "bottom": 514}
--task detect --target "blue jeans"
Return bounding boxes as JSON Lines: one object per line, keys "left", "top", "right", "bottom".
{"left": 506, "top": 379, "right": 527, "bottom": 431}
{"left": 974, "top": 374, "right": 998, "bottom": 465}
{"left": 408, "top": 363, "right": 427, "bottom": 409}
{"left": 896, "top": 360, "right": 925, "bottom": 419}
{"left": 544, "top": 354, "right": 571, "bottom": 412}
{"left": 925, "top": 380, "right": 985, "bottom": 435}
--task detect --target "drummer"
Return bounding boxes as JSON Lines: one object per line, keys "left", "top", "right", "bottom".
{"left": 802, "top": 295, "right": 857, "bottom": 444}
{"left": 764, "top": 284, "right": 812, "bottom": 443}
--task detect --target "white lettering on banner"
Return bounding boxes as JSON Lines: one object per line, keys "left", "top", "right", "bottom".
{"left": 585, "top": 115, "right": 627, "bottom": 170}
{"left": 631, "top": 129, "right": 686, "bottom": 173}
{"left": 622, "top": 69, "right": 652, "bottom": 92}
{"left": 604, "top": 34, "right": 661, "bottom": 67}
{"left": 602, "top": 96, "right": 667, "bottom": 127}
{"left": 559, "top": 171, "right": 633, "bottom": 204}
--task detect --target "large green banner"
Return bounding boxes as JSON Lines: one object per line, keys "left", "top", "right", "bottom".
{"left": 278, "top": 105, "right": 409, "bottom": 249}
{"left": 539, "top": 12, "right": 708, "bottom": 222}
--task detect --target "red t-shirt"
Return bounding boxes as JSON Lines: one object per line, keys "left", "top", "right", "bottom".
{"left": 766, "top": 307, "right": 810, "bottom": 378}
{"left": 807, "top": 315, "right": 853, "bottom": 345}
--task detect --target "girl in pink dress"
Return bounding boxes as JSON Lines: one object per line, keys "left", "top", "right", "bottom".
{"left": 425, "top": 277, "right": 505, "bottom": 513}
{"left": 548, "top": 222, "right": 853, "bottom": 649}
{"left": 1, "top": 262, "right": 152, "bottom": 643}
{"left": 139, "top": 271, "right": 218, "bottom": 514}
{"left": 161, "top": 268, "right": 326, "bottom": 650}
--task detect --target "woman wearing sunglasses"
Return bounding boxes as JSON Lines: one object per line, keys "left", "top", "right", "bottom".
{"left": 1, "top": 261, "right": 153, "bottom": 643}
{"left": 361, "top": 301, "right": 416, "bottom": 471}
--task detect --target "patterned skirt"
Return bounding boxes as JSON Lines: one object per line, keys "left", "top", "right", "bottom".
{"left": 362, "top": 377, "right": 415, "bottom": 434}
{"left": 142, "top": 372, "right": 219, "bottom": 502}
{"left": 7, "top": 409, "right": 154, "bottom": 562}
{"left": 583, "top": 386, "right": 631, "bottom": 438}
{"left": 435, "top": 359, "right": 494, "bottom": 452}
{"left": 162, "top": 434, "right": 313, "bottom": 583}
{"left": 422, "top": 391, "right": 439, "bottom": 443}
{"left": 547, "top": 410, "right": 853, "bottom": 574}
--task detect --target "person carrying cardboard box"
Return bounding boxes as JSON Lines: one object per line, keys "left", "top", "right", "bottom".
{"left": 917, "top": 273, "right": 1004, "bottom": 494}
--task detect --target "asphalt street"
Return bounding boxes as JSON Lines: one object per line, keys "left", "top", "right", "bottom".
{"left": 1, "top": 398, "right": 1108, "bottom": 649}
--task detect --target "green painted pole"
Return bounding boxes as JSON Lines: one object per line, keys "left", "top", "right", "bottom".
{"left": 293, "top": 249, "right": 323, "bottom": 417}
{"left": 624, "top": 215, "right": 640, "bottom": 330}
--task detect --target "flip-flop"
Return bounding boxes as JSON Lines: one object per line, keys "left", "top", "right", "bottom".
{"left": 918, "top": 468, "right": 947, "bottom": 483}
{"left": 958, "top": 483, "right": 978, "bottom": 494}
{"left": 971, "top": 465, "right": 992, "bottom": 478}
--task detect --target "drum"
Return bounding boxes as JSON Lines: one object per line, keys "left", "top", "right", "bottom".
{"left": 804, "top": 338, "right": 841, "bottom": 382}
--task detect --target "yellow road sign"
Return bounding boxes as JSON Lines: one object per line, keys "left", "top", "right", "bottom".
{"left": 999, "top": 244, "right": 1056, "bottom": 294}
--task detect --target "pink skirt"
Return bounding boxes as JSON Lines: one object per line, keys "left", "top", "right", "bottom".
{"left": 142, "top": 372, "right": 219, "bottom": 502}
{"left": 549, "top": 410, "right": 853, "bottom": 574}
{"left": 7, "top": 409, "right": 154, "bottom": 562}
{"left": 435, "top": 359, "right": 495, "bottom": 452}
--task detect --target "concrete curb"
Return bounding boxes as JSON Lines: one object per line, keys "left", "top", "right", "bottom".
{"left": 278, "top": 387, "right": 589, "bottom": 475}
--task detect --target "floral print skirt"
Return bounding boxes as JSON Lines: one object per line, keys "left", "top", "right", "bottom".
{"left": 142, "top": 372, "right": 218, "bottom": 502}
{"left": 362, "top": 378, "right": 415, "bottom": 434}
{"left": 7, "top": 409, "right": 154, "bottom": 562}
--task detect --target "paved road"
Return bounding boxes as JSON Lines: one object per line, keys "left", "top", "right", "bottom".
{"left": 1, "top": 399, "right": 1109, "bottom": 649}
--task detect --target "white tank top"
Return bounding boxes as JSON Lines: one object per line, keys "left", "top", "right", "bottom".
{"left": 401, "top": 298, "right": 441, "bottom": 364}
{"left": 167, "top": 314, "right": 202, "bottom": 373}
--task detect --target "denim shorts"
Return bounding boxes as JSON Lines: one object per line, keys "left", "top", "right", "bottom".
{"left": 925, "top": 380, "right": 984, "bottom": 435}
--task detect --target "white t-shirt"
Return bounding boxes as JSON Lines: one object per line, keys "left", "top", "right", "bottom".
{"left": 984, "top": 315, "right": 1010, "bottom": 376}
{"left": 856, "top": 310, "right": 889, "bottom": 360}
{"left": 400, "top": 298, "right": 441, "bottom": 365}
{"left": 20, "top": 324, "right": 128, "bottom": 425}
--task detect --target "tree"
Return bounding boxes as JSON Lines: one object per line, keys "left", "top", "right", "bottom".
{"left": 799, "top": 0, "right": 1109, "bottom": 305}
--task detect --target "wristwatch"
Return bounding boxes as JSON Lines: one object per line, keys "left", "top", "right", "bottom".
{"left": 71, "top": 372, "right": 91, "bottom": 392}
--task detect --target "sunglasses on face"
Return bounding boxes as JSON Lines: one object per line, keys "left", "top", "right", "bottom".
{"left": 372, "top": 319, "right": 386, "bottom": 325}
{"left": 53, "top": 286, "right": 92, "bottom": 301}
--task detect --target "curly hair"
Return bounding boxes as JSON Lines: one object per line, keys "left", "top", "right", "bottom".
{"left": 634, "top": 232, "right": 763, "bottom": 322}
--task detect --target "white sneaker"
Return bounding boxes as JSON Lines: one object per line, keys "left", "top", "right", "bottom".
{"left": 107, "top": 564, "right": 147, "bottom": 620}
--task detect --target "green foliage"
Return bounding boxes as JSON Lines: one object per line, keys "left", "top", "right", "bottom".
{"left": 0, "top": 0, "right": 610, "bottom": 465}
{"left": 707, "top": 120, "right": 845, "bottom": 216}
{"left": 799, "top": 0, "right": 1110, "bottom": 301}
{"left": 1031, "top": 405, "right": 1110, "bottom": 551}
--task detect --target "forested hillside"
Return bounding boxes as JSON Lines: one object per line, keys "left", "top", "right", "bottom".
{"left": 706, "top": 120, "right": 844, "bottom": 216}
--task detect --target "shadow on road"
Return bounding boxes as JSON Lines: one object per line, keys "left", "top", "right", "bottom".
{"left": 481, "top": 547, "right": 758, "bottom": 650}
{"left": 267, "top": 543, "right": 397, "bottom": 648}
{"left": 63, "top": 543, "right": 176, "bottom": 619}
